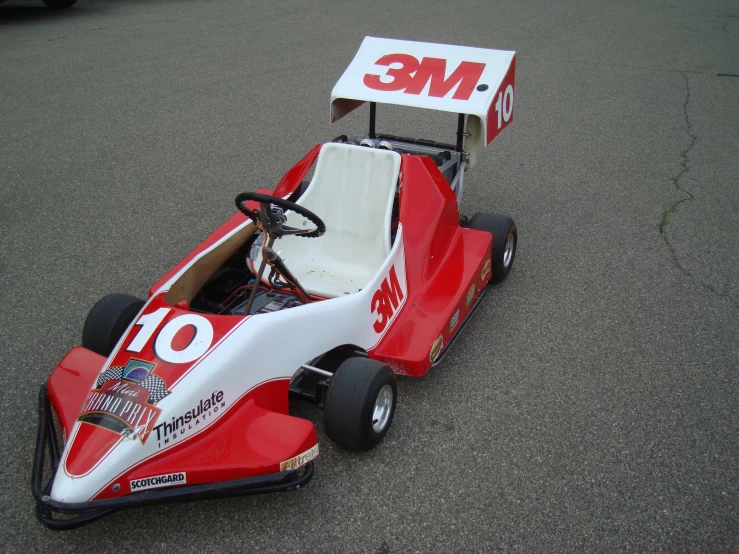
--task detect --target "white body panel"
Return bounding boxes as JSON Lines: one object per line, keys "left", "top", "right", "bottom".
{"left": 331, "top": 37, "right": 515, "bottom": 145}
{"left": 50, "top": 229, "right": 407, "bottom": 503}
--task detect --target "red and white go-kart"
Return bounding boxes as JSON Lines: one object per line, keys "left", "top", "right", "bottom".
{"left": 33, "top": 37, "right": 518, "bottom": 528}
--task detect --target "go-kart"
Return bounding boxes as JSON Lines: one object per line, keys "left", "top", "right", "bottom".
{"left": 32, "top": 37, "right": 518, "bottom": 529}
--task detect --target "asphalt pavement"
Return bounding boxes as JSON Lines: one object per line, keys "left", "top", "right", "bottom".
{"left": 1, "top": 0, "right": 737, "bottom": 551}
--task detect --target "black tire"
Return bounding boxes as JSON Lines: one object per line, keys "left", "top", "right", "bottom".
{"left": 82, "top": 294, "right": 145, "bottom": 357}
{"left": 468, "top": 212, "right": 517, "bottom": 284}
{"left": 42, "top": 0, "right": 77, "bottom": 7}
{"left": 323, "top": 357, "right": 397, "bottom": 451}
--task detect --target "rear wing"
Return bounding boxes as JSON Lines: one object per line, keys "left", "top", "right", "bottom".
{"left": 331, "top": 37, "right": 516, "bottom": 164}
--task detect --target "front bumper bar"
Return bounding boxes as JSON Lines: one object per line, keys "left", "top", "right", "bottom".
{"left": 32, "top": 385, "right": 314, "bottom": 530}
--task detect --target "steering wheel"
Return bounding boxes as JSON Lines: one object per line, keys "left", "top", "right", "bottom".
{"left": 235, "top": 192, "right": 326, "bottom": 239}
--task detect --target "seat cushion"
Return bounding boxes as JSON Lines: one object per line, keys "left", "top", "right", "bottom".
{"left": 259, "top": 143, "right": 401, "bottom": 298}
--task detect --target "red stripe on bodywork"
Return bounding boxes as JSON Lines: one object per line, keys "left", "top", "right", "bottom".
{"left": 64, "top": 424, "right": 123, "bottom": 477}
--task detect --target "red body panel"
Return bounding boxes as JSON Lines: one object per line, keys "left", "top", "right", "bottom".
{"left": 272, "top": 144, "right": 321, "bottom": 198}
{"left": 45, "top": 147, "right": 326, "bottom": 500}
{"left": 369, "top": 155, "right": 492, "bottom": 376}
{"left": 47, "top": 144, "right": 492, "bottom": 504}
{"left": 49, "top": 347, "right": 316, "bottom": 496}
{"left": 47, "top": 347, "right": 107, "bottom": 439}
{"left": 93, "top": 379, "right": 316, "bottom": 500}
{"left": 64, "top": 293, "right": 250, "bottom": 477}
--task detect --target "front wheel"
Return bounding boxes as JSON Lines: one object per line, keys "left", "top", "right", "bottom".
{"left": 82, "top": 293, "right": 145, "bottom": 357}
{"left": 323, "top": 357, "right": 397, "bottom": 451}
{"left": 469, "top": 212, "right": 517, "bottom": 284}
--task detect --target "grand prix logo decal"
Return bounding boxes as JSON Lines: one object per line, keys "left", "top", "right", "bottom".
{"left": 77, "top": 358, "right": 171, "bottom": 443}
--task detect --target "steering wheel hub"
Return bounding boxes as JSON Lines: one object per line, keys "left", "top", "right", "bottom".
{"left": 235, "top": 192, "right": 325, "bottom": 239}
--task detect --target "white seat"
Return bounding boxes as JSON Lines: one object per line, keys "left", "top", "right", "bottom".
{"left": 261, "top": 143, "right": 401, "bottom": 298}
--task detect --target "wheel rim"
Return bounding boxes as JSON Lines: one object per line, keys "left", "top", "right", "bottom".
{"left": 372, "top": 385, "right": 393, "bottom": 433}
{"left": 503, "top": 232, "right": 515, "bottom": 268}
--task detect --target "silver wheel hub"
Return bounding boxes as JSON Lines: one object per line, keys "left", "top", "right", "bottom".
{"left": 372, "top": 384, "right": 393, "bottom": 433}
{"left": 503, "top": 233, "right": 515, "bottom": 268}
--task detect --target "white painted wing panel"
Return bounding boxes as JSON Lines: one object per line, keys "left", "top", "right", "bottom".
{"left": 331, "top": 36, "right": 516, "bottom": 144}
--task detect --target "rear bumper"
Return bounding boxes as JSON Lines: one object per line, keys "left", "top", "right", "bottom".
{"left": 32, "top": 385, "right": 314, "bottom": 530}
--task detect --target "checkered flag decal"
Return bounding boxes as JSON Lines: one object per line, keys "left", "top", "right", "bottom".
{"left": 96, "top": 365, "right": 170, "bottom": 403}
{"left": 141, "top": 374, "right": 170, "bottom": 403}
{"left": 96, "top": 366, "right": 123, "bottom": 388}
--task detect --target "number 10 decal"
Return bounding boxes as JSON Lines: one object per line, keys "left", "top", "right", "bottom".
{"left": 485, "top": 55, "right": 516, "bottom": 144}
{"left": 494, "top": 84, "right": 514, "bottom": 130}
{"left": 127, "top": 308, "right": 214, "bottom": 364}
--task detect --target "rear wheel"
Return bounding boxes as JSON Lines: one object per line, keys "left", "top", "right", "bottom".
{"left": 323, "top": 357, "right": 397, "bottom": 451}
{"left": 82, "top": 294, "right": 145, "bottom": 357}
{"left": 469, "top": 212, "right": 517, "bottom": 284}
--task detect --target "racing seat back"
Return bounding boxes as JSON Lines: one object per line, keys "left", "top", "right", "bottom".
{"left": 278, "top": 143, "right": 401, "bottom": 298}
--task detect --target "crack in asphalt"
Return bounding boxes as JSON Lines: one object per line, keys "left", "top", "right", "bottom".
{"left": 659, "top": 72, "right": 738, "bottom": 307}
{"left": 659, "top": 72, "right": 695, "bottom": 234}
